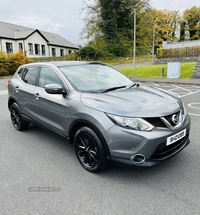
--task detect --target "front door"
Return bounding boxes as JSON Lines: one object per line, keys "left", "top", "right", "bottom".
{"left": 32, "top": 66, "right": 69, "bottom": 135}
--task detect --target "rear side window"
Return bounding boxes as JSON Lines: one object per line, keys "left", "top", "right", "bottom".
{"left": 21, "top": 67, "right": 38, "bottom": 86}
{"left": 17, "top": 68, "right": 24, "bottom": 78}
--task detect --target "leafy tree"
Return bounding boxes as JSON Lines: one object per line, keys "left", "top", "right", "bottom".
{"left": 183, "top": 6, "right": 200, "bottom": 40}
{"left": 80, "top": 0, "right": 101, "bottom": 40}
{"left": 152, "top": 10, "right": 180, "bottom": 45}
{"left": 81, "top": 0, "right": 151, "bottom": 56}
{"left": 179, "top": 20, "right": 187, "bottom": 41}
{"left": 99, "top": 0, "right": 118, "bottom": 44}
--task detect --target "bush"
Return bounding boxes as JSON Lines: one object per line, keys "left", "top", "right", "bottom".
{"left": 8, "top": 50, "right": 33, "bottom": 75}
{"left": 78, "top": 47, "right": 103, "bottom": 60}
{"left": 108, "top": 44, "right": 128, "bottom": 57}
{"left": 0, "top": 51, "right": 9, "bottom": 76}
{"left": 0, "top": 50, "right": 32, "bottom": 76}
{"left": 156, "top": 46, "right": 200, "bottom": 58}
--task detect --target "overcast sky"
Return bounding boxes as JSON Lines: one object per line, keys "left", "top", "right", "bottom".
{"left": 0, "top": 0, "right": 198, "bottom": 46}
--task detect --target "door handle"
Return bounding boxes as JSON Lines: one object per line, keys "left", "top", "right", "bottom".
{"left": 34, "top": 93, "right": 41, "bottom": 100}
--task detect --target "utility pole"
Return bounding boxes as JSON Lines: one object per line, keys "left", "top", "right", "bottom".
{"left": 152, "top": 21, "right": 156, "bottom": 64}
{"left": 133, "top": 9, "right": 136, "bottom": 77}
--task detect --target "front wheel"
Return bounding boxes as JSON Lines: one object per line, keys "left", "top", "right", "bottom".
{"left": 74, "top": 126, "right": 107, "bottom": 172}
{"left": 10, "top": 103, "right": 29, "bottom": 131}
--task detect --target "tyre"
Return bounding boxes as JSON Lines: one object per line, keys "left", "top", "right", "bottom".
{"left": 74, "top": 126, "right": 107, "bottom": 172}
{"left": 10, "top": 103, "right": 29, "bottom": 131}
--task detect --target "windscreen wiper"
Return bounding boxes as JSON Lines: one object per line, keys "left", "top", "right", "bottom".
{"left": 101, "top": 85, "right": 126, "bottom": 93}
{"left": 128, "top": 82, "right": 140, "bottom": 89}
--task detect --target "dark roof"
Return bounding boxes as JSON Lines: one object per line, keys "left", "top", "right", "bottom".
{"left": 0, "top": 21, "right": 79, "bottom": 49}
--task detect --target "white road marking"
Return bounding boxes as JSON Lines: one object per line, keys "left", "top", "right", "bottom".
{"left": 151, "top": 83, "right": 200, "bottom": 98}
{"left": 0, "top": 90, "right": 8, "bottom": 95}
{"left": 170, "top": 84, "right": 193, "bottom": 93}
{"left": 188, "top": 103, "right": 200, "bottom": 109}
{"left": 178, "top": 89, "right": 200, "bottom": 98}
{"left": 188, "top": 113, "right": 200, "bottom": 117}
{"left": 153, "top": 83, "right": 159, "bottom": 86}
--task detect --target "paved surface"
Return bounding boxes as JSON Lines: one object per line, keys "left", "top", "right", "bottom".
{"left": 1, "top": 77, "right": 200, "bottom": 215}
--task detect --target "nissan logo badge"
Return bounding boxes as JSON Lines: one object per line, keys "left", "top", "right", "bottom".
{"left": 172, "top": 114, "right": 179, "bottom": 125}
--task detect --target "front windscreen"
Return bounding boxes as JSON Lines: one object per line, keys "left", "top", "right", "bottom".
{"left": 59, "top": 64, "right": 134, "bottom": 93}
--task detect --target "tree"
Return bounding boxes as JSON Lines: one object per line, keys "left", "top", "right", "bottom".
{"left": 81, "top": 0, "right": 152, "bottom": 56}
{"left": 183, "top": 6, "right": 200, "bottom": 40}
{"left": 80, "top": 0, "right": 101, "bottom": 40}
{"left": 99, "top": 0, "right": 118, "bottom": 44}
{"left": 152, "top": 10, "right": 180, "bottom": 45}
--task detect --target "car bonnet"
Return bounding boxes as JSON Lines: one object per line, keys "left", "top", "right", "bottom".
{"left": 80, "top": 85, "right": 181, "bottom": 117}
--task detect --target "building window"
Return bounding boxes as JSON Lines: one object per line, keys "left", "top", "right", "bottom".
{"left": 6, "top": 42, "right": 13, "bottom": 53}
{"left": 60, "top": 49, "right": 64, "bottom": 56}
{"left": 41, "top": 45, "right": 46, "bottom": 55}
{"left": 28, "top": 43, "right": 33, "bottom": 55}
{"left": 52, "top": 48, "right": 56, "bottom": 57}
{"left": 34, "top": 44, "right": 40, "bottom": 55}
{"left": 68, "top": 50, "right": 72, "bottom": 54}
{"left": 19, "top": 43, "right": 23, "bottom": 50}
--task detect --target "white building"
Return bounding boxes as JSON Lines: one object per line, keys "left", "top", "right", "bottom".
{"left": 162, "top": 40, "right": 200, "bottom": 49}
{"left": 0, "top": 21, "right": 79, "bottom": 58}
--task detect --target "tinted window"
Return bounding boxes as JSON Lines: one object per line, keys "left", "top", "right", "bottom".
{"left": 17, "top": 68, "right": 24, "bottom": 78}
{"left": 21, "top": 67, "right": 38, "bottom": 86}
{"left": 39, "top": 67, "right": 63, "bottom": 88}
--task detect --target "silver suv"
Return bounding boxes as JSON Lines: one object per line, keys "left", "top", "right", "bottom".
{"left": 7, "top": 61, "right": 191, "bottom": 172}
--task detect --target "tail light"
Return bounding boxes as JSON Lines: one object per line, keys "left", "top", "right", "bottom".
{"left": 7, "top": 80, "right": 11, "bottom": 87}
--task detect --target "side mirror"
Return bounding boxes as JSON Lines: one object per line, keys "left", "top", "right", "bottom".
{"left": 44, "top": 83, "right": 66, "bottom": 94}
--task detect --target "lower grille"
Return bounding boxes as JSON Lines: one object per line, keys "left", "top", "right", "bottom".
{"left": 144, "top": 117, "right": 166, "bottom": 128}
{"left": 151, "top": 134, "right": 189, "bottom": 160}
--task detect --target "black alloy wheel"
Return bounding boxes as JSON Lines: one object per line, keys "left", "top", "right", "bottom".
{"left": 10, "top": 103, "right": 29, "bottom": 131}
{"left": 74, "top": 126, "right": 107, "bottom": 172}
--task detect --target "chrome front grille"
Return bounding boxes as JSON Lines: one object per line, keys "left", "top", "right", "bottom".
{"left": 144, "top": 109, "right": 185, "bottom": 130}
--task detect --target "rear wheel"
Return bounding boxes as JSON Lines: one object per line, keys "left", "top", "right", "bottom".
{"left": 74, "top": 126, "right": 107, "bottom": 172}
{"left": 10, "top": 103, "right": 29, "bottom": 131}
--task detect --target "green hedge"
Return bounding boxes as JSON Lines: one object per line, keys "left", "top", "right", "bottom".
{"left": 156, "top": 46, "right": 200, "bottom": 58}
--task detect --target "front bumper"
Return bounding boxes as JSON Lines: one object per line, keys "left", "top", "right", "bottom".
{"left": 105, "top": 115, "right": 191, "bottom": 167}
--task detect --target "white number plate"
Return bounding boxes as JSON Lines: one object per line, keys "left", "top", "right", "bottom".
{"left": 167, "top": 129, "right": 186, "bottom": 146}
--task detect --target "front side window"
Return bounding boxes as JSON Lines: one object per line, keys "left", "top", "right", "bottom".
{"left": 39, "top": 67, "right": 63, "bottom": 88}
{"left": 21, "top": 67, "right": 38, "bottom": 86}
{"left": 52, "top": 48, "right": 56, "bottom": 57}
{"left": 34, "top": 44, "right": 40, "bottom": 55}
{"left": 28, "top": 43, "right": 33, "bottom": 55}
{"left": 6, "top": 42, "right": 13, "bottom": 53}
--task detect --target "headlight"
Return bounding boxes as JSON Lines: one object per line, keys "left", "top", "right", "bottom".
{"left": 106, "top": 113, "right": 154, "bottom": 131}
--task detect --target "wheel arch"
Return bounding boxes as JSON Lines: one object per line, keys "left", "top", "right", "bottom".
{"left": 8, "top": 98, "right": 17, "bottom": 110}
{"left": 68, "top": 119, "right": 110, "bottom": 156}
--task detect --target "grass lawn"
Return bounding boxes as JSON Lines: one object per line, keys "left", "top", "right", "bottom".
{"left": 119, "top": 62, "right": 196, "bottom": 78}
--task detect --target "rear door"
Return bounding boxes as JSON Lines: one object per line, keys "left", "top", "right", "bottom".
{"left": 15, "top": 66, "right": 39, "bottom": 117}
